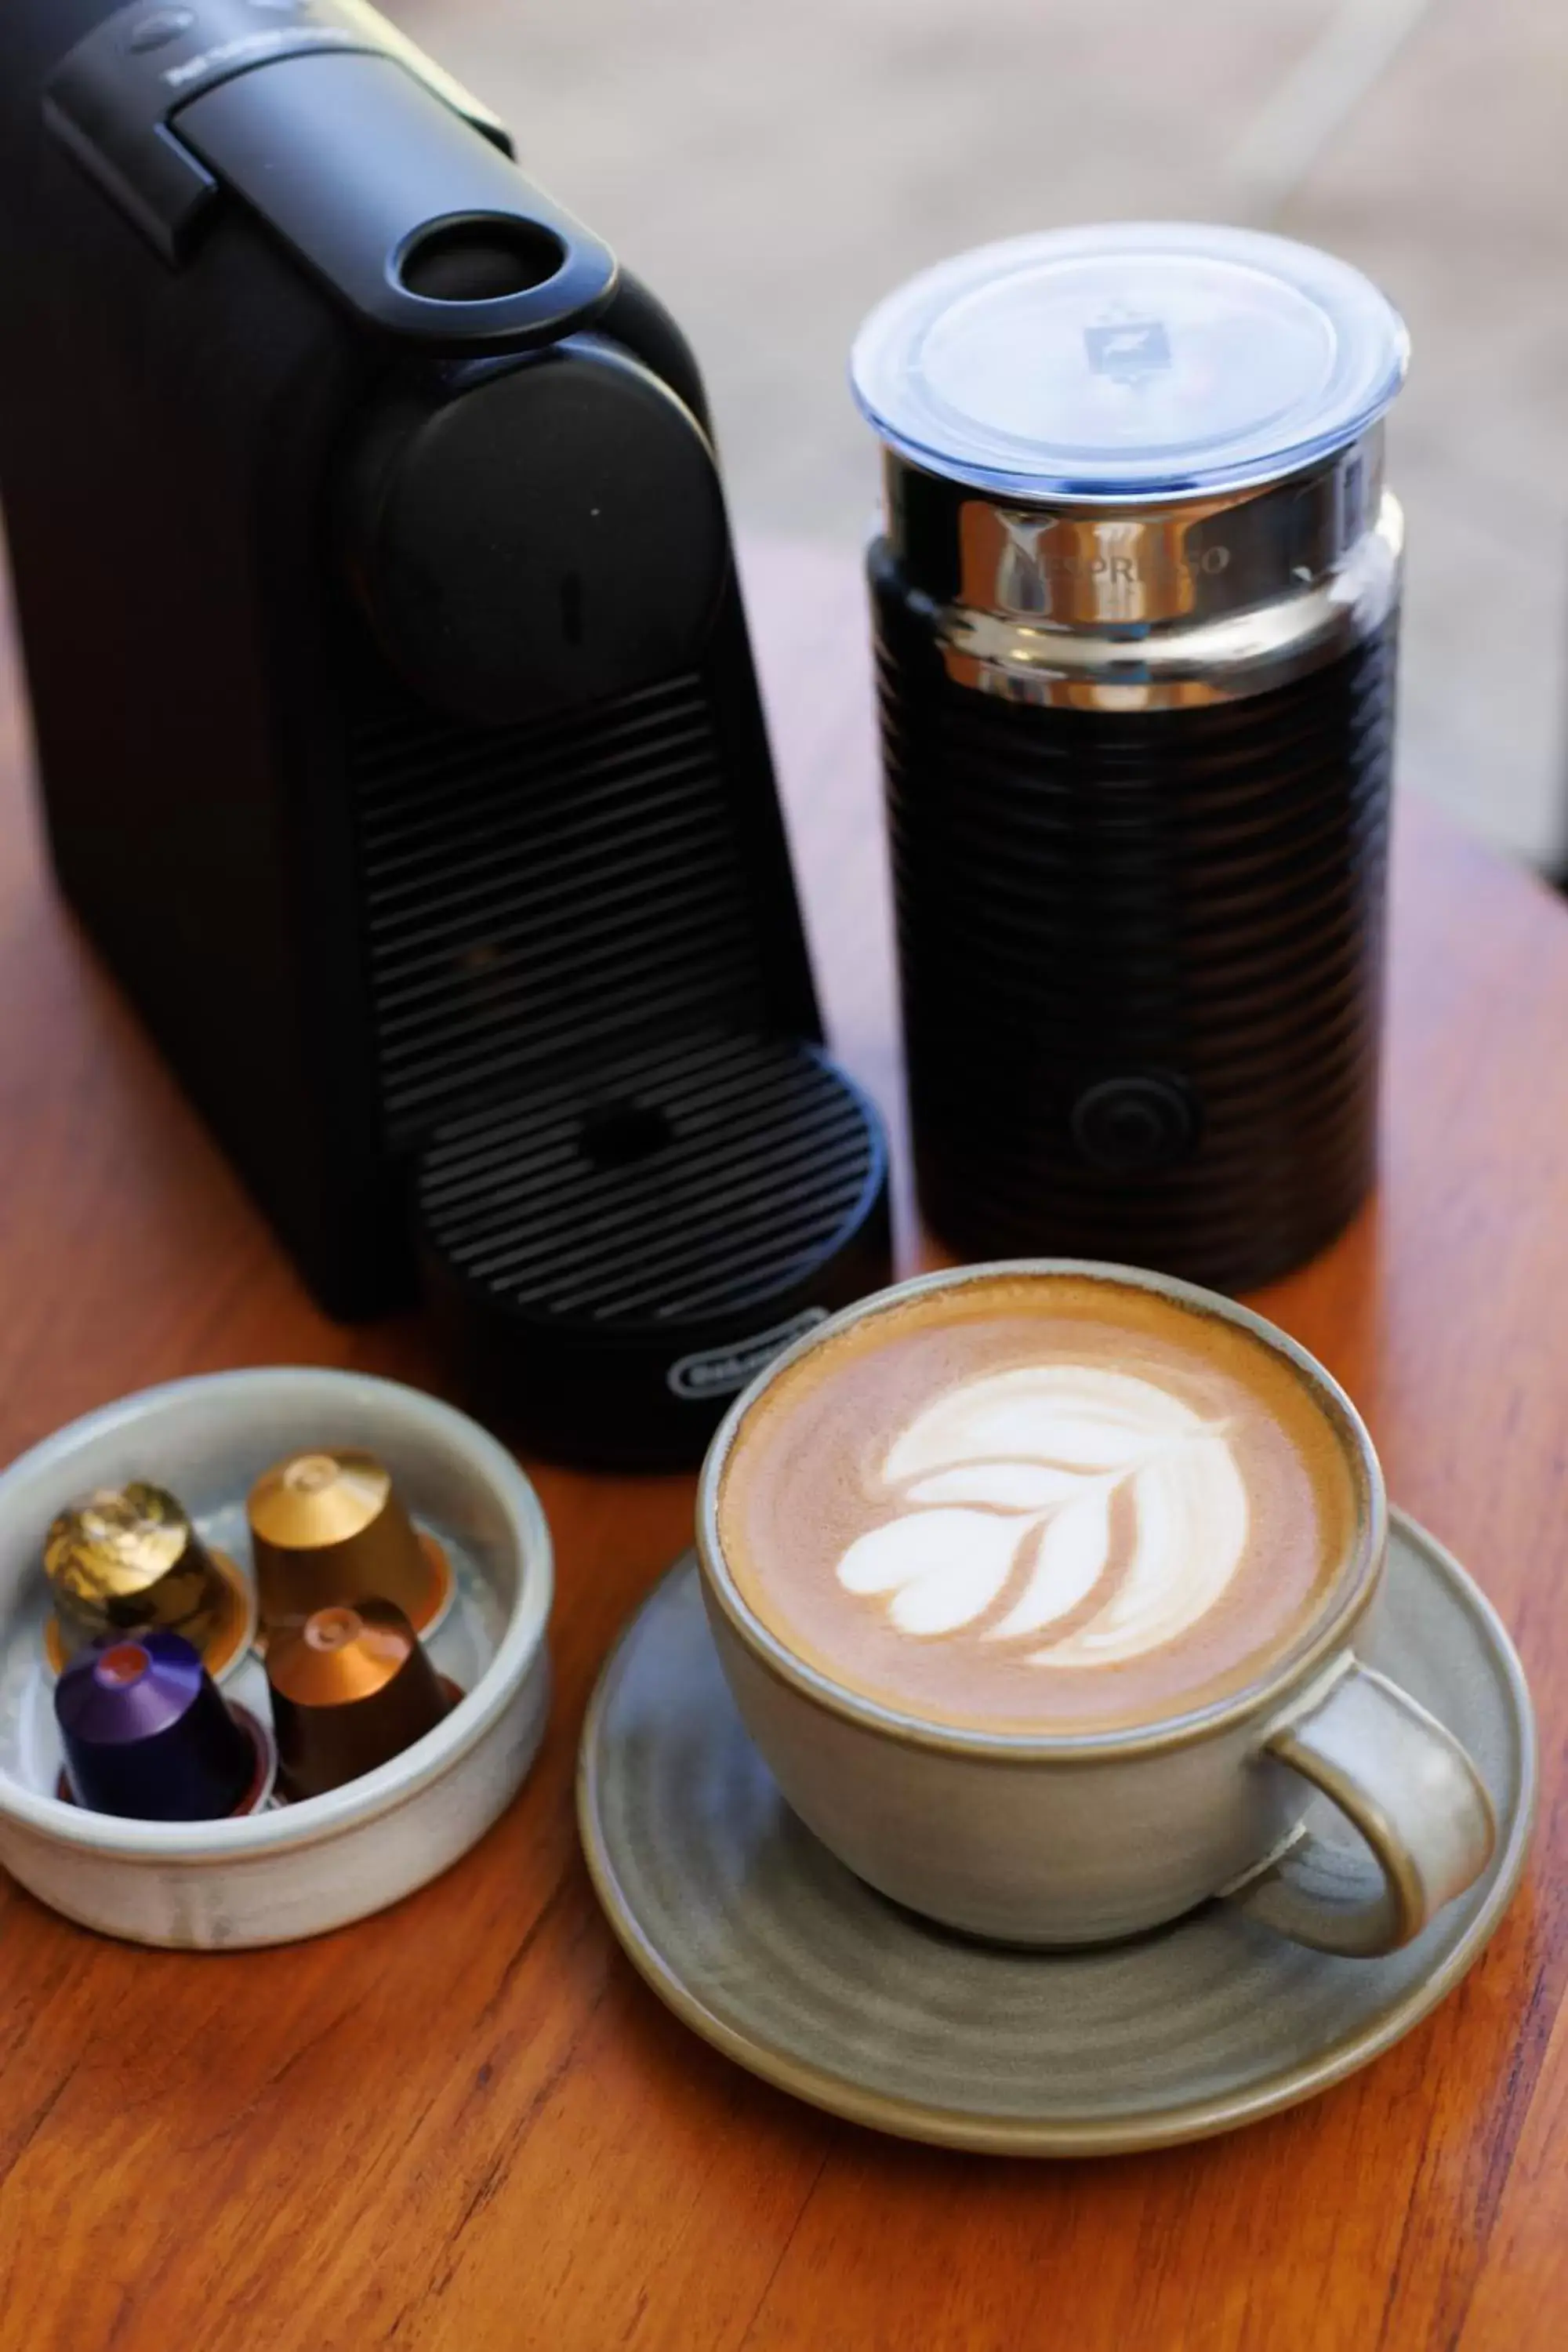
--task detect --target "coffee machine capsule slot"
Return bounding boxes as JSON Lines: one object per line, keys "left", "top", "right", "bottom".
{"left": 2, "top": 0, "right": 891, "bottom": 1465}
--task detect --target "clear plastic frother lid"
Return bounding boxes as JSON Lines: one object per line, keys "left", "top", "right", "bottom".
{"left": 850, "top": 223, "right": 1408, "bottom": 505}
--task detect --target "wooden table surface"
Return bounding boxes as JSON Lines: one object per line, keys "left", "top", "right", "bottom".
{"left": 1, "top": 542, "right": 1566, "bottom": 2350}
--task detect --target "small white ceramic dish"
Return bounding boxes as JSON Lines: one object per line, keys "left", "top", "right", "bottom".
{"left": 0, "top": 1368, "right": 553, "bottom": 1948}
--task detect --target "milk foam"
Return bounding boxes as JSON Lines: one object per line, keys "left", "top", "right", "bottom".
{"left": 718, "top": 1273, "right": 1359, "bottom": 1735}
{"left": 835, "top": 1364, "right": 1250, "bottom": 1667}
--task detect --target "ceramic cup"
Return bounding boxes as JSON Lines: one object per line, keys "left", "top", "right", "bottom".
{"left": 695, "top": 1261, "right": 1497, "bottom": 1956}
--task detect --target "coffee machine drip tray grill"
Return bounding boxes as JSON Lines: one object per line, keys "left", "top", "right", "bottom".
{"left": 415, "top": 1030, "right": 891, "bottom": 1468}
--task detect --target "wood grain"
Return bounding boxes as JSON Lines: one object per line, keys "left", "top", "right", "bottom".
{"left": 0, "top": 542, "right": 1565, "bottom": 2350}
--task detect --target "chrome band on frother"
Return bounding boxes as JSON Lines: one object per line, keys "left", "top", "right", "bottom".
{"left": 887, "top": 437, "right": 1403, "bottom": 710}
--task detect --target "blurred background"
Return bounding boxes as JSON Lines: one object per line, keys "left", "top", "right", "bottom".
{"left": 393, "top": 0, "right": 1568, "bottom": 875}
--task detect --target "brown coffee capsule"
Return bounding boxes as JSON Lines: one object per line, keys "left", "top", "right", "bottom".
{"left": 43, "top": 1483, "right": 254, "bottom": 1679}
{"left": 264, "top": 1599, "right": 456, "bottom": 1800}
{"left": 247, "top": 1450, "right": 452, "bottom": 1638}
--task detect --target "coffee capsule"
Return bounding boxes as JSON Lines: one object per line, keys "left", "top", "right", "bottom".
{"left": 54, "top": 1629, "right": 272, "bottom": 1820}
{"left": 264, "top": 1598, "right": 457, "bottom": 1801}
{"left": 247, "top": 1450, "right": 452, "bottom": 1639}
{"left": 43, "top": 1483, "right": 256, "bottom": 1681}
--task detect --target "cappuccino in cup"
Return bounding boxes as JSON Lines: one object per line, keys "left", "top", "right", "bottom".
{"left": 719, "top": 1270, "right": 1356, "bottom": 1738}
{"left": 699, "top": 1263, "right": 1494, "bottom": 1954}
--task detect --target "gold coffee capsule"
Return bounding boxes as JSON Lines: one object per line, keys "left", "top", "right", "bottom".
{"left": 265, "top": 1599, "right": 457, "bottom": 1800}
{"left": 43, "top": 1483, "right": 254, "bottom": 1681}
{"left": 247, "top": 1449, "right": 452, "bottom": 1637}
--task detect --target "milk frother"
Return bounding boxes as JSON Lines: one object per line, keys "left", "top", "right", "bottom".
{"left": 853, "top": 226, "right": 1407, "bottom": 1291}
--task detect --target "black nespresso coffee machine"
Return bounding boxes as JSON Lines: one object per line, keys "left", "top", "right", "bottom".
{"left": 0, "top": 0, "right": 888, "bottom": 1464}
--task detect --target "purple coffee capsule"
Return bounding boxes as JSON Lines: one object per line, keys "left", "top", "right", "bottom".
{"left": 54, "top": 1629, "right": 261, "bottom": 1820}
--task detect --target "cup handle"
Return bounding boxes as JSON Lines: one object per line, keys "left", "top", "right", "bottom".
{"left": 1221, "top": 1658, "right": 1497, "bottom": 1957}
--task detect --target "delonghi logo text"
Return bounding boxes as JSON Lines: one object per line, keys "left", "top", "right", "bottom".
{"left": 667, "top": 1310, "right": 829, "bottom": 1401}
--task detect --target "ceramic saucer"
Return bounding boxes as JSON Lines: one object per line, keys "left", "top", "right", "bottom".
{"left": 577, "top": 1511, "right": 1534, "bottom": 2156}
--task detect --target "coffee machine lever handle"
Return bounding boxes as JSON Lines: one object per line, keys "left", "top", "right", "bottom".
{"left": 172, "top": 50, "right": 618, "bottom": 347}
{"left": 45, "top": 2, "right": 615, "bottom": 343}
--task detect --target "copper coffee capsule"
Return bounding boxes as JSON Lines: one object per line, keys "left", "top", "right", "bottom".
{"left": 247, "top": 1450, "right": 452, "bottom": 1638}
{"left": 264, "top": 1599, "right": 456, "bottom": 1801}
{"left": 43, "top": 1483, "right": 254, "bottom": 1679}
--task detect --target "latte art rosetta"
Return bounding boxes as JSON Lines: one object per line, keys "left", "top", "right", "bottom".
{"left": 834, "top": 1365, "right": 1249, "bottom": 1667}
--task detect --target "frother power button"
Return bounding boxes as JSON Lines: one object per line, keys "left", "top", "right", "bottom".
{"left": 1070, "top": 1074, "right": 1200, "bottom": 1176}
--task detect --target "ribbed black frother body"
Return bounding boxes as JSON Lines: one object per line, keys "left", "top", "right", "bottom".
{"left": 874, "top": 561, "right": 1398, "bottom": 1291}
